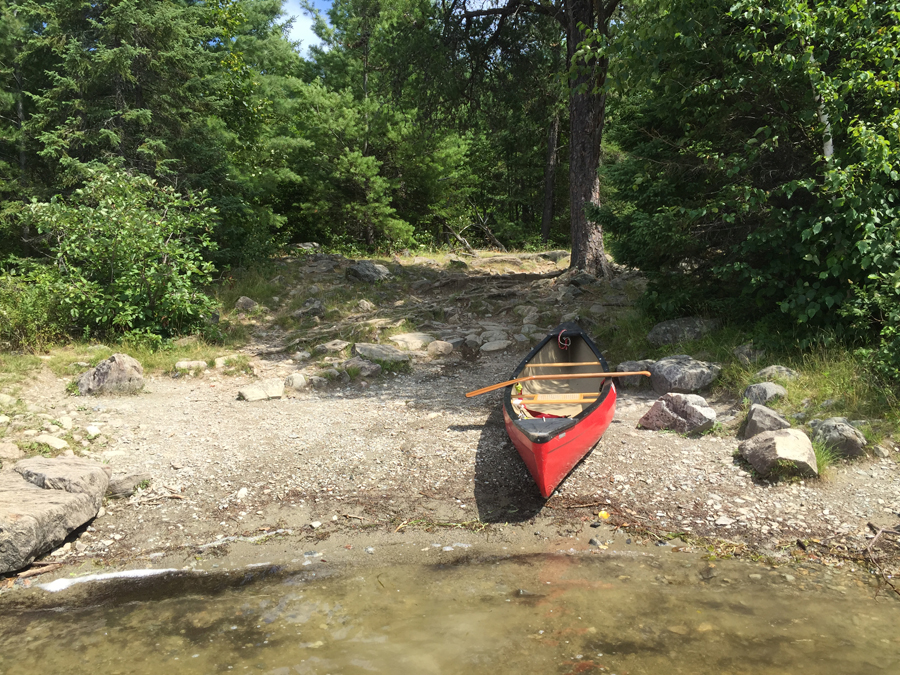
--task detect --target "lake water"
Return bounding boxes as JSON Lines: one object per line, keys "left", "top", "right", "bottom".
{"left": 1, "top": 551, "right": 897, "bottom": 674}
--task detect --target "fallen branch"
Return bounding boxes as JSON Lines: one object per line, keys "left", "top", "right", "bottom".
{"left": 17, "top": 564, "right": 62, "bottom": 579}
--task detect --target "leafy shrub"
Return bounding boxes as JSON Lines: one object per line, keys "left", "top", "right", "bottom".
{"left": 0, "top": 271, "right": 67, "bottom": 351}
{"left": 23, "top": 166, "right": 218, "bottom": 338}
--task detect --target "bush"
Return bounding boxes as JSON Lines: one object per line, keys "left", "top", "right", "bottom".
{"left": 23, "top": 166, "right": 218, "bottom": 338}
{"left": 0, "top": 271, "right": 66, "bottom": 351}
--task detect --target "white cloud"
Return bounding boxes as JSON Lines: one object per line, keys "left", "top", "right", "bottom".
{"left": 280, "top": 0, "right": 329, "bottom": 56}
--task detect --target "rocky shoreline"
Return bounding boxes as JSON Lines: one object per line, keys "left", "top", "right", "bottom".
{"left": 2, "top": 251, "right": 899, "bottom": 593}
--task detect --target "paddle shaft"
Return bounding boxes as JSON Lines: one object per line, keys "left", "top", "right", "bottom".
{"left": 464, "top": 371, "right": 651, "bottom": 397}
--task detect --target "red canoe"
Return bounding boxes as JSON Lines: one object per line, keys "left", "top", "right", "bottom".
{"left": 502, "top": 323, "right": 617, "bottom": 498}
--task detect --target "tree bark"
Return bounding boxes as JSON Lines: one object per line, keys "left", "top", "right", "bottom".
{"left": 541, "top": 113, "right": 559, "bottom": 243}
{"left": 566, "top": 0, "right": 612, "bottom": 279}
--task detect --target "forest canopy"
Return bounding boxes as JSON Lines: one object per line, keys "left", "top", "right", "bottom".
{"left": 0, "top": 0, "right": 898, "bottom": 377}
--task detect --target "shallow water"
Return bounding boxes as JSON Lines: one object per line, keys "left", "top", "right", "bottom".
{"left": 1, "top": 552, "right": 898, "bottom": 674}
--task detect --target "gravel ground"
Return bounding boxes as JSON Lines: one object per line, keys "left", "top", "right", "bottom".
{"left": 3, "top": 254, "right": 900, "bottom": 585}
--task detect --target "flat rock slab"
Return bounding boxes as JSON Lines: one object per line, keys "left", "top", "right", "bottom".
{"left": 744, "top": 404, "right": 791, "bottom": 439}
{"left": 739, "top": 429, "right": 818, "bottom": 478}
{"left": 639, "top": 393, "right": 716, "bottom": 434}
{"left": 0, "top": 473, "right": 100, "bottom": 573}
{"left": 650, "top": 355, "right": 721, "bottom": 394}
{"left": 481, "top": 340, "right": 512, "bottom": 353}
{"left": 389, "top": 333, "right": 436, "bottom": 351}
{"left": 237, "top": 379, "right": 285, "bottom": 401}
{"left": 744, "top": 382, "right": 787, "bottom": 405}
{"left": 647, "top": 317, "right": 718, "bottom": 346}
{"left": 352, "top": 343, "right": 410, "bottom": 363}
{"left": 15, "top": 456, "right": 111, "bottom": 509}
{"left": 33, "top": 434, "right": 70, "bottom": 451}
{"left": 77, "top": 353, "right": 145, "bottom": 396}
{"left": 315, "top": 339, "right": 350, "bottom": 353}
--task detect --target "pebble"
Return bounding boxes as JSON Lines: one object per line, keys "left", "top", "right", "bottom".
{"left": 365, "top": 547, "right": 375, "bottom": 554}
{"left": 310, "top": 521, "right": 322, "bottom": 529}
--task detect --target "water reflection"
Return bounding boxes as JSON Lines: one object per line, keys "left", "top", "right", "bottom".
{"left": 0, "top": 552, "right": 897, "bottom": 674}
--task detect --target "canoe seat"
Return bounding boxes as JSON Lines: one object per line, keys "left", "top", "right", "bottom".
{"left": 534, "top": 393, "right": 581, "bottom": 402}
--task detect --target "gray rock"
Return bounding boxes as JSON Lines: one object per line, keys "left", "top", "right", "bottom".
{"left": 427, "top": 340, "right": 454, "bottom": 357}
{"left": 390, "top": 332, "right": 435, "bottom": 350}
{"left": 234, "top": 296, "right": 258, "bottom": 311}
{"left": 638, "top": 393, "right": 716, "bottom": 434}
{"left": 465, "top": 333, "right": 483, "bottom": 346}
{"left": 15, "top": 456, "right": 110, "bottom": 509}
{"left": 0, "top": 393, "right": 15, "bottom": 407}
{"left": 744, "top": 404, "right": 791, "bottom": 439}
{"left": 447, "top": 337, "right": 466, "bottom": 350}
{"left": 481, "top": 340, "right": 512, "bottom": 353}
{"left": 292, "top": 298, "right": 325, "bottom": 318}
{"left": 514, "top": 305, "right": 537, "bottom": 317}
{"left": 513, "top": 333, "right": 529, "bottom": 343}
{"left": 446, "top": 256, "right": 468, "bottom": 269}
{"left": 588, "top": 304, "right": 607, "bottom": 316}
{"left": 874, "top": 445, "right": 891, "bottom": 459}
{"left": 343, "top": 357, "right": 382, "bottom": 378}
{"left": 237, "top": 378, "right": 284, "bottom": 401}
{"left": 0, "top": 441, "right": 23, "bottom": 460}
{"left": 352, "top": 343, "right": 410, "bottom": 363}
{"left": 174, "top": 360, "right": 207, "bottom": 371}
{"left": 33, "top": 435, "right": 69, "bottom": 451}
{"left": 743, "top": 382, "right": 787, "bottom": 405}
{"left": 733, "top": 343, "right": 766, "bottom": 366}
{"left": 0, "top": 473, "right": 101, "bottom": 573}
{"left": 77, "top": 353, "right": 145, "bottom": 396}
{"left": 647, "top": 317, "right": 719, "bottom": 346}
{"left": 307, "top": 376, "right": 328, "bottom": 389}
{"left": 539, "top": 250, "right": 570, "bottom": 263}
{"left": 739, "top": 429, "right": 818, "bottom": 478}
{"left": 0, "top": 414, "right": 9, "bottom": 426}
{"left": 107, "top": 473, "right": 152, "bottom": 499}
{"left": 811, "top": 417, "right": 867, "bottom": 458}
{"left": 480, "top": 330, "right": 509, "bottom": 343}
{"left": 616, "top": 360, "right": 656, "bottom": 388}
{"left": 357, "top": 299, "right": 376, "bottom": 312}
{"left": 755, "top": 365, "right": 800, "bottom": 381}
{"left": 346, "top": 260, "right": 391, "bottom": 283}
{"left": 566, "top": 270, "right": 597, "bottom": 287}
{"left": 650, "top": 355, "right": 721, "bottom": 394}
{"left": 284, "top": 373, "right": 309, "bottom": 390}
{"left": 315, "top": 339, "right": 350, "bottom": 353}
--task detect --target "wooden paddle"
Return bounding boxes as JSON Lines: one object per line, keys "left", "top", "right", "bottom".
{"left": 464, "top": 371, "right": 651, "bottom": 397}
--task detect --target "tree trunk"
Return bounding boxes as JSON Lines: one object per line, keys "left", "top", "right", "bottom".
{"left": 566, "top": 0, "right": 612, "bottom": 279}
{"left": 541, "top": 113, "right": 559, "bottom": 243}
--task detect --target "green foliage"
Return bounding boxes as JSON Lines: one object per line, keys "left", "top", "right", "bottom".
{"left": 0, "top": 270, "right": 66, "bottom": 350}
{"left": 22, "top": 166, "right": 218, "bottom": 337}
{"left": 598, "top": 0, "right": 900, "bottom": 340}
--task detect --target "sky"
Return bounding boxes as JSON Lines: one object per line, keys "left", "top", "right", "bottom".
{"left": 280, "top": 0, "right": 331, "bottom": 56}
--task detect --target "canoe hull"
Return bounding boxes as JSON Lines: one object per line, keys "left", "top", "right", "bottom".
{"left": 503, "top": 383, "right": 616, "bottom": 498}
{"left": 502, "top": 323, "right": 617, "bottom": 498}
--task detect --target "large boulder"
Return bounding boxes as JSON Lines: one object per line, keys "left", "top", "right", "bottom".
{"left": 739, "top": 429, "right": 818, "bottom": 478}
{"left": 76, "top": 353, "right": 144, "bottom": 396}
{"left": 810, "top": 417, "right": 868, "bottom": 458}
{"left": 743, "top": 404, "right": 791, "bottom": 439}
{"left": 647, "top": 317, "right": 718, "bottom": 346}
{"left": 650, "top": 355, "right": 721, "bottom": 394}
{"left": 616, "top": 360, "right": 656, "bottom": 388}
{"left": 15, "top": 456, "right": 111, "bottom": 510}
{"left": 352, "top": 343, "right": 409, "bottom": 363}
{"left": 346, "top": 260, "right": 391, "bottom": 283}
{"left": 638, "top": 393, "right": 716, "bottom": 434}
{"left": 0, "top": 473, "right": 100, "bottom": 573}
{"left": 743, "top": 382, "right": 787, "bottom": 406}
